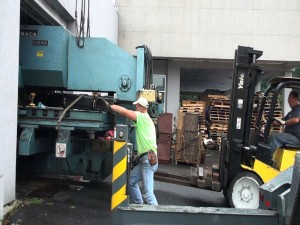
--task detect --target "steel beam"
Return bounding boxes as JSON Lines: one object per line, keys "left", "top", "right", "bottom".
{"left": 113, "top": 205, "right": 278, "bottom": 225}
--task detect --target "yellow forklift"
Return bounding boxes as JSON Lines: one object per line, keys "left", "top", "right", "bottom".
{"left": 218, "top": 47, "right": 300, "bottom": 209}
{"left": 241, "top": 77, "right": 300, "bottom": 195}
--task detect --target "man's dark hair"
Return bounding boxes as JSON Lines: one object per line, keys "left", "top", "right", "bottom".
{"left": 289, "top": 91, "right": 299, "bottom": 100}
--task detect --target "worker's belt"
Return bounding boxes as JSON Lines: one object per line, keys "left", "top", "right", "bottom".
{"left": 139, "top": 151, "right": 149, "bottom": 158}
{"left": 139, "top": 150, "right": 157, "bottom": 165}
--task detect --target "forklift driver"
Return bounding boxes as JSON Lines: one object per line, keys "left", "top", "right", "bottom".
{"left": 269, "top": 91, "right": 300, "bottom": 156}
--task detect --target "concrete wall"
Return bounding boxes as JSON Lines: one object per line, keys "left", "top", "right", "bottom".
{"left": 0, "top": 0, "right": 20, "bottom": 205}
{"left": 73, "top": 0, "right": 119, "bottom": 43}
{"left": 88, "top": 0, "right": 119, "bottom": 43}
{"left": 44, "top": 0, "right": 119, "bottom": 43}
{"left": 116, "top": 0, "right": 300, "bottom": 61}
{"left": 116, "top": 0, "right": 300, "bottom": 119}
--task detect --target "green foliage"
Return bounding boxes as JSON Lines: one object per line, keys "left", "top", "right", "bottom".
{"left": 293, "top": 66, "right": 300, "bottom": 77}
{"left": 260, "top": 79, "right": 268, "bottom": 92}
{"left": 29, "top": 197, "right": 43, "bottom": 205}
{"left": 180, "top": 95, "right": 198, "bottom": 101}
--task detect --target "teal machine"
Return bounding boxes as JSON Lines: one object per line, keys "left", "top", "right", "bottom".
{"left": 18, "top": 25, "right": 154, "bottom": 181}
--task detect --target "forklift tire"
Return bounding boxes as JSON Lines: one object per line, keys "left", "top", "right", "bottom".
{"left": 228, "top": 172, "right": 262, "bottom": 209}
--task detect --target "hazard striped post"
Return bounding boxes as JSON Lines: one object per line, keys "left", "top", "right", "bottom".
{"left": 111, "top": 124, "right": 129, "bottom": 223}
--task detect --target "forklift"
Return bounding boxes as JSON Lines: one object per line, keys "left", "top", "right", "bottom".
{"left": 214, "top": 46, "right": 300, "bottom": 209}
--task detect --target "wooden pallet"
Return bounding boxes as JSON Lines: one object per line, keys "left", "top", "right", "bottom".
{"left": 175, "top": 129, "right": 184, "bottom": 161}
{"left": 178, "top": 109, "right": 202, "bottom": 114}
{"left": 210, "top": 124, "right": 228, "bottom": 131}
{"left": 208, "top": 95, "right": 230, "bottom": 140}
{"left": 210, "top": 132, "right": 227, "bottom": 138}
{"left": 177, "top": 111, "right": 184, "bottom": 130}
{"left": 212, "top": 104, "right": 230, "bottom": 109}
{"left": 182, "top": 100, "right": 205, "bottom": 107}
{"left": 210, "top": 112, "right": 230, "bottom": 117}
{"left": 208, "top": 95, "right": 229, "bottom": 100}
{"left": 210, "top": 109, "right": 230, "bottom": 113}
{"left": 174, "top": 129, "right": 203, "bottom": 165}
{"left": 210, "top": 116, "right": 229, "bottom": 122}
{"left": 180, "top": 106, "right": 204, "bottom": 110}
{"left": 177, "top": 100, "right": 207, "bottom": 135}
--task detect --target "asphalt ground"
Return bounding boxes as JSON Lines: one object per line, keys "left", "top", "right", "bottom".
{"left": 3, "top": 150, "right": 225, "bottom": 225}
{"left": 4, "top": 179, "right": 226, "bottom": 225}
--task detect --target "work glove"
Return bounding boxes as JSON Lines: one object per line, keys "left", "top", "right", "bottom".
{"left": 96, "top": 97, "right": 112, "bottom": 112}
{"left": 274, "top": 117, "right": 285, "bottom": 125}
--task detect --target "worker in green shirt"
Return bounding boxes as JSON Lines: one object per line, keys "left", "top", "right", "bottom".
{"left": 99, "top": 97, "right": 158, "bottom": 205}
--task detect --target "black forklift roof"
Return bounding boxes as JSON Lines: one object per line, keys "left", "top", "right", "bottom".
{"left": 267, "top": 76, "right": 300, "bottom": 85}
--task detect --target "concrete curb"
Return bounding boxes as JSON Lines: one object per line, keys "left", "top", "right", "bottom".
{"left": 2, "top": 200, "right": 22, "bottom": 225}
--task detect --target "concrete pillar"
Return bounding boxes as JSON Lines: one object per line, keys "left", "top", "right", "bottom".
{"left": 0, "top": 175, "right": 3, "bottom": 221}
{"left": 0, "top": 0, "right": 20, "bottom": 206}
{"left": 283, "top": 71, "right": 293, "bottom": 116}
{"left": 166, "top": 62, "right": 180, "bottom": 125}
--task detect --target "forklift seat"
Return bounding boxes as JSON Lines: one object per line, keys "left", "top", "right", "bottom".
{"left": 282, "top": 144, "right": 300, "bottom": 150}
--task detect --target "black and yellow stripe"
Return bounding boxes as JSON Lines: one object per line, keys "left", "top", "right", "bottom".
{"left": 111, "top": 140, "right": 128, "bottom": 210}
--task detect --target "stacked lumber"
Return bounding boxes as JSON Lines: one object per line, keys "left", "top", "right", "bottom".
{"left": 208, "top": 95, "right": 230, "bottom": 141}
{"left": 180, "top": 100, "right": 205, "bottom": 113}
{"left": 174, "top": 111, "right": 184, "bottom": 162}
{"left": 179, "top": 100, "right": 207, "bottom": 138}
{"left": 179, "top": 100, "right": 205, "bottom": 121}
{"left": 183, "top": 113, "right": 201, "bottom": 164}
{"left": 252, "top": 92, "right": 282, "bottom": 133}
{"left": 175, "top": 101, "right": 205, "bottom": 165}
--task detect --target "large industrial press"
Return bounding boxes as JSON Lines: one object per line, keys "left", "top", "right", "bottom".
{"left": 18, "top": 25, "right": 156, "bottom": 181}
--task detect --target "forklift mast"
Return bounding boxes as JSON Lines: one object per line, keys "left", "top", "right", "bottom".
{"left": 223, "top": 46, "right": 263, "bottom": 187}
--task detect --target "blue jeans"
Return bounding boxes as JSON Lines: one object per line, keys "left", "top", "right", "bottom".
{"left": 129, "top": 155, "right": 158, "bottom": 205}
{"left": 269, "top": 132, "right": 300, "bottom": 155}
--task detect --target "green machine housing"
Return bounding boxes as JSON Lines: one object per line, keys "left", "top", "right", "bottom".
{"left": 18, "top": 25, "right": 149, "bottom": 181}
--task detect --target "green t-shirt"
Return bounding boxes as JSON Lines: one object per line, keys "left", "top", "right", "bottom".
{"left": 134, "top": 112, "right": 157, "bottom": 156}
